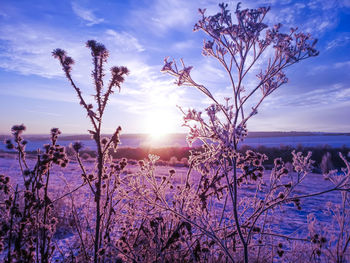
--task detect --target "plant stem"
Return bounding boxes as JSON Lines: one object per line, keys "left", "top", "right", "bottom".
{"left": 94, "top": 127, "right": 103, "bottom": 263}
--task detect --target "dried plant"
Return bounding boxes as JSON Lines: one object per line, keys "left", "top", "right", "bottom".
{"left": 52, "top": 40, "right": 129, "bottom": 263}
{"left": 1, "top": 126, "right": 68, "bottom": 263}
{"left": 162, "top": 2, "right": 348, "bottom": 262}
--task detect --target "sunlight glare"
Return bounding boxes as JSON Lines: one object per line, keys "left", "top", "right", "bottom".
{"left": 144, "top": 110, "right": 176, "bottom": 140}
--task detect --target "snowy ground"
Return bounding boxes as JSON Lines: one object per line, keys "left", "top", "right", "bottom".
{"left": 0, "top": 152, "right": 341, "bottom": 226}
{"left": 0, "top": 152, "right": 346, "bottom": 260}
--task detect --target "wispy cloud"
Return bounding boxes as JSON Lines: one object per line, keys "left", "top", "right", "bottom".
{"left": 262, "top": 83, "right": 350, "bottom": 109}
{"left": 0, "top": 23, "right": 146, "bottom": 82}
{"left": 26, "top": 110, "right": 62, "bottom": 117}
{"left": 111, "top": 63, "right": 185, "bottom": 112}
{"left": 250, "top": 99, "right": 350, "bottom": 132}
{"left": 139, "top": 0, "right": 193, "bottom": 33}
{"left": 334, "top": 60, "right": 350, "bottom": 68}
{"left": 105, "top": 29, "right": 144, "bottom": 52}
{"left": 254, "top": 0, "right": 339, "bottom": 37}
{"left": 171, "top": 40, "right": 195, "bottom": 52}
{"left": 0, "top": 84, "right": 78, "bottom": 103}
{"left": 0, "top": 23, "right": 88, "bottom": 78}
{"left": 307, "top": 59, "right": 350, "bottom": 75}
{"left": 326, "top": 34, "right": 350, "bottom": 50}
{"left": 129, "top": 0, "right": 219, "bottom": 35}
{"left": 71, "top": 2, "right": 104, "bottom": 26}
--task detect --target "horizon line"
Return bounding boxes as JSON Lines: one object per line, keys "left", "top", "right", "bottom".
{"left": 1, "top": 131, "right": 350, "bottom": 137}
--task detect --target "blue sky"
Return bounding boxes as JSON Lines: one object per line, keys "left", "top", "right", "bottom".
{"left": 0, "top": 0, "right": 350, "bottom": 134}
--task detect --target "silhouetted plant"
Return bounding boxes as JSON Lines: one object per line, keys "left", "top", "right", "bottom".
{"left": 52, "top": 40, "right": 129, "bottom": 263}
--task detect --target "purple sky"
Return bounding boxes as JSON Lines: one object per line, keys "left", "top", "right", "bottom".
{"left": 0, "top": 0, "right": 350, "bottom": 134}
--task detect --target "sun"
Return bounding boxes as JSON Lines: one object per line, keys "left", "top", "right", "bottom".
{"left": 144, "top": 110, "right": 177, "bottom": 140}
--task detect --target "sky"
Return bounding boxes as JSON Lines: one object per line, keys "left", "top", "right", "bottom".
{"left": 0, "top": 0, "right": 350, "bottom": 135}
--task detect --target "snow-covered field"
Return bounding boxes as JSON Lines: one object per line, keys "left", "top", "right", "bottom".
{"left": 0, "top": 152, "right": 341, "bottom": 232}
{"left": 0, "top": 152, "right": 347, "bottom": 261}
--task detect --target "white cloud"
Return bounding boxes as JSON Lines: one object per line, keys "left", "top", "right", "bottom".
{"left": 254, "top": 0, "right": 339, "bottom": 36}
{"left": 71, "top": 2, "right": 104, "bottom": 26}
{"left": 129, "top": 0, "right": 219, "bottom": 34}
{"left": 262, "top": 83, "right": 350, "bottom": 109}
{"left": 307, "top": 60, "right": 350, "bottom": 75}
{"left": 0, "top": 84, "right": 77, "bottom": 103}
{"left": 171, "top": 40, "right": 195, "bottom": 51}
{"left": 105, "top": 29, "right": 144, "bottom": 52}
{"left": 334, "top": 61, "right": 350, "bottom": 68}
{"left": 26, "top": 110, "right": 62, "bottom": 117}
{"left": 250, "top": 100, "right": 350, "bottom": 132}
{"left": 318, "top": 21, "right": 331, "bottom": 31}
{"left": 0, "top": 24, "right": 85, "bottom": 78}
{"left": 326, "top": 35, "right": 350, "bottom": 50}
{"left": 294, "top": 3, "right": 306, "bottom": 9}
{"left": 147, "top": 0, "right": 193, "bottom": 32}
{"left": 0, "top": 22, "right": 148, "bottom": 82}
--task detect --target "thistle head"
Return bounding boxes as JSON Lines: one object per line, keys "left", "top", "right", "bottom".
{"left": 86, "top": 40, "right": 109, "bottom": 60}
{"left": 11, "top": 124, "right": 26, "bottom": 134}
{"left": 52, "top": 48, "right": 66, "bottom": 59}
{"left": 72, "top": 141, "right": 84, "bottom": 153}
{"left": 52, "top": 48, "right": 74, "bottom": 73}
{"left": 110, "top": 66, "right": 129, "bottom": 90}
